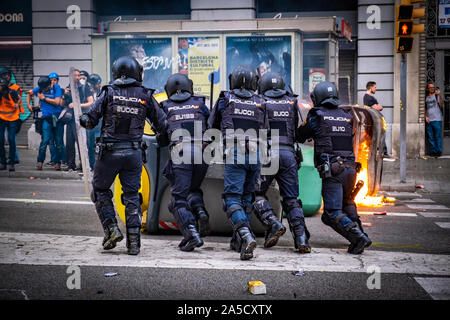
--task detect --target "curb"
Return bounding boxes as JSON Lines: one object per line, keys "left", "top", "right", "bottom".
{"left": 0, "top": 170, "right": 82, "bottom": 180}
{"left": 379, "top": 183, "right": 417, "bottom": 192}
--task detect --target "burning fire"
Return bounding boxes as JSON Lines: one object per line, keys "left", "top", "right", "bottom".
{"left": 354, "top": 139, "right": 385, "bottom": 207}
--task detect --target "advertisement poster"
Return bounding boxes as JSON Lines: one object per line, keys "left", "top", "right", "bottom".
{"left": 110, "top": 38, "right": 173, "bottom": 93}
{"left": 226, "top": 35, "right": 292, "bottom": 89}
{"left": 439, "top": 0, "right": 450, "bottom": 28}
{"left": 308, "top": 68, "right": 326, "bottom": 93}
{"left": 178, "top": 37, "right": 220, "bottom": 100}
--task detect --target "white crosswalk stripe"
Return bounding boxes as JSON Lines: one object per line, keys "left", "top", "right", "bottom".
{"left": 406, "top": 204, "right": 449, "bottom": 210}
{"left": 403, "top": 199, "right": 435, "bottom": 203}
{"left": 0, "top": 232, "right": 449, "bottom": 276}
{"left": 414, "top": 277, "right": 450, "bottom": 300}
{"left": 419, "top": 212, "right": 450, "bottom": 218}
{"left": 435, "top": 222, "right": 450, "bottom": 229}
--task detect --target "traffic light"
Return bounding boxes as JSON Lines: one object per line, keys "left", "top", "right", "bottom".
{"left": 395, "top": 0, "right": 425, "bottom": 53}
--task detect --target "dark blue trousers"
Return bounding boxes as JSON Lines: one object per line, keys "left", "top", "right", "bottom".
{"left": 92, "top": 148, "right": 142, "bottom": 229}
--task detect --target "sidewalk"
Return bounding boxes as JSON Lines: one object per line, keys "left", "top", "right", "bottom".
{"left": 0, "top": 147, "right": 81, "bottom": 180}
{"left": 380, "top": 156, "right": 450, "bottom": 193}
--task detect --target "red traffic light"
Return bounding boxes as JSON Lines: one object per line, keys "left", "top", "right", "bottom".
{"left": 397, "top": 21, "right": 413, "bottom": 36}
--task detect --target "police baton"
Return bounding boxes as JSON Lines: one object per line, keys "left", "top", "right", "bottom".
{"left": 69, "top": 67, "right": 92, "bottom": 195}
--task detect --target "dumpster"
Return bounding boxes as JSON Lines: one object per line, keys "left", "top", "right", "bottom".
{"left": 341, "top": 105, "right": 385, "bottom": 204}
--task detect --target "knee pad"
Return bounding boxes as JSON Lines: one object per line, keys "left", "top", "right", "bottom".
{"left": 187, "top": 190, "right": 205, "bottom": 211}
{"left": 253, "top": 196, "right": 274, "bottom": 221}
{"left": 281, "top": 198, "right": 301, "bottom": 213}
{"left": 94, "top": 189, "right": 114, "bottom": 208}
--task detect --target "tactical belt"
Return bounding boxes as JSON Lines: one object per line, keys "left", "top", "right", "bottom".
{"left": 103, "top": 141, "right": 141, "bottom": 150}
{"left": 342, "top": 161, "right": 361, "bottom": 172}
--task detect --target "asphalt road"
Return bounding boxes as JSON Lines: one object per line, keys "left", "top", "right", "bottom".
{"left": 0, "top": 177, "right": 449, "bottom": 304}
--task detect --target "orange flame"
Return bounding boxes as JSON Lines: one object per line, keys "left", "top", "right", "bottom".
{"left": 354, "top": 139, "right": 384, "bottom": 207}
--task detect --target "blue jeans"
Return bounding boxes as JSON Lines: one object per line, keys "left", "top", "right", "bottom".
{"left": 426, "top": 121, "right": 442, "bottom": 155}
{"left": 224, "top": 149, "right": 261, "bottom": 228}
{"left": 87, "top": 120, "right": 102, "bottom": 170}
{"left": 0, "top": 119, "right": 19, "bottom": 165}
{"left": 37, "top": 118, "right": 64, "bottom": 164}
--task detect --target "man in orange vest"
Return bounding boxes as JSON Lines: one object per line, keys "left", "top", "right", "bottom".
{"left": 0, "top": 77, "right": 22, "bottom": 171}
{"left": 1, "top": 68, "right": 23, "bottom": 165}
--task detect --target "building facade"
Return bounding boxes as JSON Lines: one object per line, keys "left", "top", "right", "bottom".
{"left": 1, "top": 0, "right": 448, "bottom": 156}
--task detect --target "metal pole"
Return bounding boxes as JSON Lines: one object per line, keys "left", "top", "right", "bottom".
{"left": 69, "top": 67, "right": 92, "bottom": 195}
{"left": 400, "top": 53, "right": 407, "bottom": 183}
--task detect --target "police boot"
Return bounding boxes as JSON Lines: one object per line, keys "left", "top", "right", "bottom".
{"left": 103, "top": 220, "right": 124, "bottom": 250}
{"left": 229, "top": 230, "right": 242, "bottom": 252}
{"left": 237, "top": 226, "right": 257, "bottom": 261}
{"left": 345, "top": 224, "right": 372, "bottom": 254}
{"left": 179, "top": 224, "right": 204, "bottom": 252}
{"left": 187, "top": 192, "right": 211, "bottom": 237}
{"left": 290, "top": 224, "right": 311, "bottom": 254}
{"left": 344, "top": 223, "right": 372, "bottom": 254}
{"left": 253, "top": 197, "right": 286, "bottom": 248}
{"left": 195, "top": 207, "right": 211, "bottom": 238}
{"left": 126, "top": 227, "right": 141, "bottom": 255}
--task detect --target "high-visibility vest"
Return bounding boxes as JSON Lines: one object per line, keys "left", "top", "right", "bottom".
{"left": 0, "top": 90, "right": 22, "bottom": 122}
{"left": 9, "top": 83, "right": 23, "bottom": 107}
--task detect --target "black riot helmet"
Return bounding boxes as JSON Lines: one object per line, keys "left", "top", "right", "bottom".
{"left": 112, "top": 56, "right": 143, "bottom": 84}
{"left": 165, "top": 73, "right": 193, "bottom": 102}
{"left": 38, "top": 76, "right": 52, "bottom": 91}
{"left": 229, "top": 65, "right": 258, "bottom": 98}
{"left": 258, "top": 72, "right": 286, "bottom": 98}
{"left": 310, "top": 81, "right": 340, "bottom": 108}
{"left": 88, "top": 73, "right": 102, "bottom": 85}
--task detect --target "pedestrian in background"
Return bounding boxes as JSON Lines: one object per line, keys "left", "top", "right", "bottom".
{"left": 87, "top": 73, "right": 103, "bottom": 170}
{"left": 79, "top": 70, "right": 94, "bottom": 170}
{"left": 363, "top": 81, "right": 383, "bottom": 111}
{"left": 364, "top": 81, "right": 391, "bottom": 158}
{"left": 27, "top": 76, "right": 63, "bottom": 171}
{"left": 1, "top": 68, "right": 23, "bottom": 165}
{"left": 425, "top": 82, "right": 444, "bottom": 157}
{"left": 46, "top": 72, "right": 66, "bottom": 167}
{"left": 0, "top": 77, "right": 22, "bottom": 172}
{"left": 61, "top": 69, "right": 94, "bottom": 171}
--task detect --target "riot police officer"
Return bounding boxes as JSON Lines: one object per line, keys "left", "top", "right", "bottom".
{"left": 209, "top": 65, "right": 268, "bottom": 260}
{"left": 160, "top": 73, "right": 210, "bottom": 252}
{"left": 79, "top": 56, "right": 167, "bottom": 255}
{"left": 253, "top": 72, "right": 311, "bottom": 253}
{"left": 297, "top": 81, "right": 371, "bottom": 254}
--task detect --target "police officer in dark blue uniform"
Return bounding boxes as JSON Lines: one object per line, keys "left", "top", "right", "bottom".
{"left": 209, "top": 65, "right": 268, "bottom": 260}
{"left": 253, "top": 72, "right": 311, "bottom": 253}
{"left": 297, "top": 81, "right": 371, "bottom": 254}
{"left": 161, "top": 73, "right": 210, "bottom": 252}
{"left": 80, "top": 56, "right": 167, "bottom": 255}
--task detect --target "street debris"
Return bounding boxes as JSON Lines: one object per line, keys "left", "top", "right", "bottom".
{"left": 29, "top": 176, "right": 35, "bottom": 180}
{"left": 248, "top": 281, "right": 266, "bottom": 295}
{"left": 292, "top": 269, "right": 305, "bottom": 277}
{"left": 104, "top": 272, "right": 118, "bottom": 277}
{"left": 373, "top": 211, "right": 387, "bottom": 215}
{"left": 415, "top": 185, "right": 424, "bottom": 189}
{"left": 362, "top": 222, "right": 372, "bottom": 227}
{"left": 31, "top": 193, "right": 37, "bottom": 196}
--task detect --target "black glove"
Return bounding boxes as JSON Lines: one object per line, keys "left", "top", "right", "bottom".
{"left": 79, "top": 113, "right": 93, "bottom": 129}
